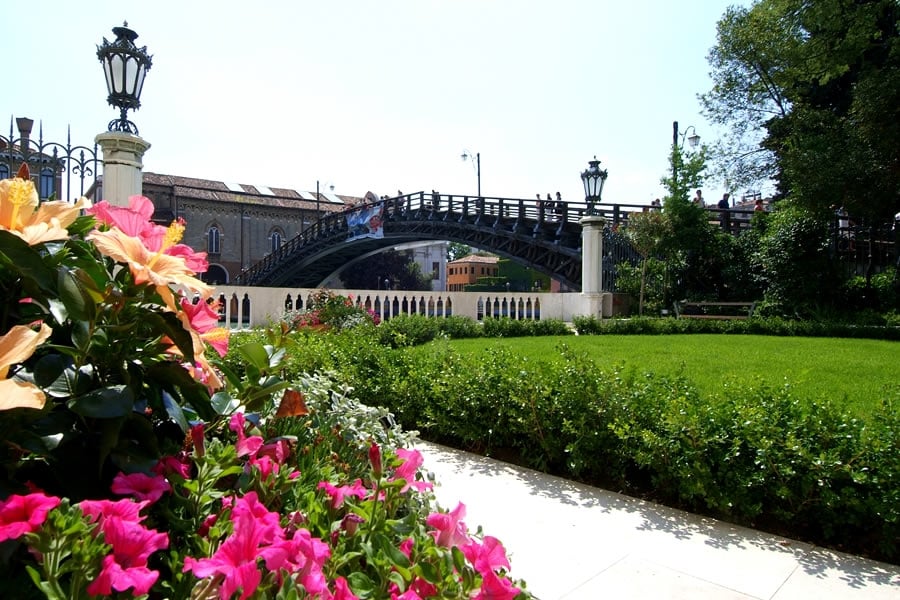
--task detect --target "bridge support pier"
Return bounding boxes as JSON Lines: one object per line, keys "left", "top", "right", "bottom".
{"left": 580, "top": 214, "right": 612, "bottom": 317}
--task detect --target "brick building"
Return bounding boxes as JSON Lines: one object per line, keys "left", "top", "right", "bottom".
{"left": 446, "top": 254, "right": 499, "bottom": 291}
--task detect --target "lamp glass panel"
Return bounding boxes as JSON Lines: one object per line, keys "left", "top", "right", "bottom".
{"left": 134, "top": 67, "right": 146, "bottom": 99}
{"left": 124, "top": 56, "right": 139, "bottom": 95}
{"left": 103, "top": 60, "right": 114, "bottom": 95}
{"left": 111, "top": 54, "right": 125, "bottom": 94}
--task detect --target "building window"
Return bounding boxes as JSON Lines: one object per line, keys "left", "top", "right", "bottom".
{"left": 270, "top": 230, "right": 283, "bottom": 254}
{"left": 207, "top": 227, "right": 221, "bottom": 254}
{"left": 39, "top": 168, "right": 55, "bottom": 199}
{"left": 432, "top": 261, "right": 439, "bottom": 280}
{"left": 0, "top": 165, "right": 9, "bottom": 180}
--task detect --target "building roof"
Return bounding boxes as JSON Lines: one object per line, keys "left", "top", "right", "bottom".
{"left": 141, "top": 172, "right": 364, "bottom": 211}
{"left": 448, "top": 254, "right": 499, "bottom": 265}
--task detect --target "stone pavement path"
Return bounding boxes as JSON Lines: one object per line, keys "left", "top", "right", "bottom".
{"left": 417, "top": 442, "right": 900, "bottom": 600}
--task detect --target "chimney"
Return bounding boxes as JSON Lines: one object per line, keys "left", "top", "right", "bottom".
{"left": 15, "top": 117, "right": 34, "bottom": 145}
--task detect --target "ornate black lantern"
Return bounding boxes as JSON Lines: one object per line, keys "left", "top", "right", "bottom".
{"left": 97, "top": 22, "right": 153, "bottom": 135}
{"left": 580, "top": 156, "right": 608, "bottom": 215}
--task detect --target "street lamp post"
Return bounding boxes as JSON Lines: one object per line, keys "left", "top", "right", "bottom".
{"left": 97, "top": 22, "right": 153, "bottom": 135}
{"left": 580, "top": 156, "right": 609, "bottom": 215}
{"left": 671, "top": 120, "right": 700, "bottom": 195}
{"left": 461, "top": 150, "right": 481, "bottom": 197}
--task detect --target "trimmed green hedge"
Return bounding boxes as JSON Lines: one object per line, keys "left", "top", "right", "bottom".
{"left": 228, "top": 317, "right": 900, "bottom": 562}
{"left": 573, "top": 315, "right": 900, "bottom": 340}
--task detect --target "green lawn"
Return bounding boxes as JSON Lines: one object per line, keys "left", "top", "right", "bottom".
{"left": 442, "top": 335, "right": 899, "bottom": 417}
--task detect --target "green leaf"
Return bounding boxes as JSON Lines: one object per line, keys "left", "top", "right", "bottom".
{"left": 238, "top": 342, "right": 271, "bottom": 372}
{"left": 146, "top": 362, "right": 216, "bottom": 421}
{"left": 67, "top": 385, "right": 133, "bottom": 418}
{"left": 33, "top": 355, "right": 79, "bottom": 399}
{"left": 143, "top": 311, "right": 195, "bottom": 364}
{"left": 70, "top": 320, "right": 92, "bottom": 353}
{"left": 374, "top": 531, "right": 411, "bottom": 569}
{"left": 451, "top": 545, "right": 467, "bottom": 574}
{"left": 162, "top": 391, "right": 190, "bottom": 432}
{"left": 211, "top": 391, "right": 240, "bottom": 416}
{"left": 346, "top": 572, "right": 376, "bottom": 598}
{"left": 0, "top": 230, "right": 56, "bottom": 291}
{"left": 57, "top": 266, "right": 96, "bottom": 321}
{"left": 417, "top": 560, "right": 440, "bottom": 584}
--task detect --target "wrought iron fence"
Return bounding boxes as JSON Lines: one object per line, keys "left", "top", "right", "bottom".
{"left": 0, "top": 117, "right": 100, "bottom": 202}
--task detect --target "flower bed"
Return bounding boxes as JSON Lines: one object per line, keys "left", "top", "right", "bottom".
{"left": 0, "top": 170, "right": 531, "bottom": 599}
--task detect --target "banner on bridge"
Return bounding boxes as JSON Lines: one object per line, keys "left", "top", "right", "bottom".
{"left": 346, "top": 202, "right": 385, "bottom": 240}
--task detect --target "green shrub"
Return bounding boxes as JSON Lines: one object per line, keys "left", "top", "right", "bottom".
{"left": 376, "top": 313, "right": 443, "bottom": 347}
{"left": 571, "top": 314, "right": 900, "bottom": 340}
{"left": 243, "top": 324, "right": 900, "bottom": 562}
{"left": 482, "top": 317, "right": 572, "bottom": 337}
{"left": 438, "top": 315, "right": 484, "bottom": 339}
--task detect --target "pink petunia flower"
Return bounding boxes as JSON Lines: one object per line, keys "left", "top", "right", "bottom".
{"left": 184, "top": 504, "right": 270, "bottom": 599}
{"left": 369, "top": 443, "right": 383, "bottom": 478}
{"left": 79, "top": 498, "right": 149, "bottom": 525}
{"left": 229, "top": 412, "right": 264, "bottom": 458}
{"left": 410, "top": 577, "right": 438, "bottom": 598}
{"left": 318, "top": 479, "right": 369, "bottom": 509}
{"left": 249, "top": 455, "right": 279, "bottom": 481}
{"left": 332, "top": 576, "right": 360, "bottom": 600}
{"left": 257, "top": 439, "right": 290, "bottom": 464}
{"left": 426, "top": 502, "right": 471, "bottom": 548}
{"left": 258, "top": 527, "right": 331, "bottom": 595}
{"left": 391, "top": 448, "right": 433, "bottom": 494}
{"left": 190, "top": 422, "right": 206, "bottom": 457}
{"left": 462, "top": 536, "right": 511, "bottom": 576}
{"left": 0, "top": 492, "right": 60, "bottom": 542}
{"left": 474, "top": 569, "right": 521, "bottom": 600}
{"left": 111, "top": 471, "right": 172, "bottom": 504}
{"left": 85, "top": 518, "right": 169, "bottom": 596}
{"left": 87, "top": 555, "right": 161, "bottom": 597}
{"left": 152, "top": 454, "right": 192, "bottom": 480}
{"left": 390, "top": 588, "right": 424, "bottom": 600}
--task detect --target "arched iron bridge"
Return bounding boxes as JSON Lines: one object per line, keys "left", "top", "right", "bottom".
{"left": 234, "top": 192, "right": 643, "bottom": 290}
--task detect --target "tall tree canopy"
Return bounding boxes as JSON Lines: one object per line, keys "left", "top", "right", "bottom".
{"left": 702, "top": 0, "right": 899, "bottom": 220}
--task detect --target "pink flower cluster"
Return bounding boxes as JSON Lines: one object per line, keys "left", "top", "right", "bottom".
{"left": 427, "top": 502, "right": 522, "bottom": 600}
{"left": 0, "top": 491, "right": 168, "bottom": 596}
{"left": 79, "top": 498, "right": 169, "bottom": 596}
{"left": 0, "top": 491, "right": 60, "bottom": 542}
{"left": 0, "top": 431, "right": 523, "bottom": 599}
{"left": 183, "top": 492, "right": 332, "bottom": 600}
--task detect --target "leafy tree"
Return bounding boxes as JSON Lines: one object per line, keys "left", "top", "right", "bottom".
{"left": 340, "top": 249, "right": 433, "bottom": 291}
{"left": 623, "top": 210, "right": 671, "bottom": 314}
{"left": 702, "top": 0, "right": 900, "bottom": 220}
{"left": 655, "top": 139, "right": 732, "bottom": 303}
{"left": 447, "top": 242, "right": 471, "bottom": 262}
{"left": 750, "top": 202, "right": 838, "bottom": 316}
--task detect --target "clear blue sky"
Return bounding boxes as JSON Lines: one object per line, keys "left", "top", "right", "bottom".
{"left": 6, "top": 0, "right": 747, "bottom": 205}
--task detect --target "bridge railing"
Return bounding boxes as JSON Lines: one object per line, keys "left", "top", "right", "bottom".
{"left": 233, "top": 191, "right": 760, "bottom": 285}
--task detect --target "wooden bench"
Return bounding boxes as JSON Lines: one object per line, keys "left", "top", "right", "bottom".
{"left": 674, "top": 301, "right": 757, "bottom": 320}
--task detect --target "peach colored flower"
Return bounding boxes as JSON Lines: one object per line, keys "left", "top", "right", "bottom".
{"left": 0, "top": 323, "right": 52, "bottom": 411}
{"left": 0, "top": 175, "right": 89, "bottom": 245}
{"left": 88, "top": 226, "right": 212, "bottom": 299}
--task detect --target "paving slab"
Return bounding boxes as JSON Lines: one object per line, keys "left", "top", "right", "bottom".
{"left": 416, "top": 442, "right": 900, "bottom": 600}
